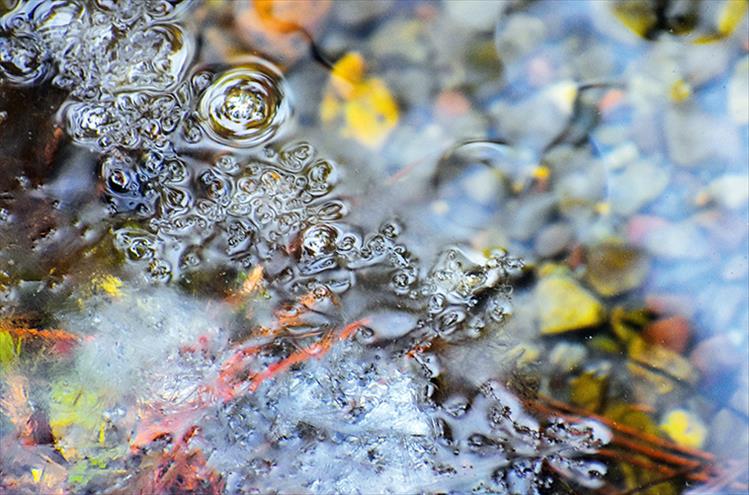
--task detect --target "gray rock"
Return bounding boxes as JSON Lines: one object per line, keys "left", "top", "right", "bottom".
{"left": 729, "top": 56, "right": 749, "bottom": 124}
{"left": 370, "top": 18, "right": 430, "bottom": 64}
{"left": 643, "top": 220, "right": 709, "bottom": 259}
{"left": 494, "top": 13, "right": 546, "bottom": 65}
{"left": 333, "top": 0, "right": 394, "bottom": 27}
{"left": 665, "top": 107, "right": 741, "bottom": 166}
{"left": 705, "top": 174, "right": 749, "bottom": 210}
{"left": 491, "top": 81, "right": 578, "bottom": 152}
{"left": 445, "top": 0, "right": 506, "bottom": 32}
{"left": 505, "top": 193, "right": 557, "bottom": 241}
{"left": 608, "top": 158, "right": 670, "bottom": 216}
{"left": 534, "top": 222, "right": 573, "bottom": 258}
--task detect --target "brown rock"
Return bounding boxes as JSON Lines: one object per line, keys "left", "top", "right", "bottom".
{"left": 585, "top": 242, "right": 649, "bottom": 297}
{"left": 643, "top": 316, "right": 691, "bottom": 354}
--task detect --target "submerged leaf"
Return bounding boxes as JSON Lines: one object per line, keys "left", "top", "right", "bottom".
{"left": 660, "top": 409, "right": 707, "bottom": 449}
{"left": 320, "top": 52, "right": 399, "bottom": 149}
{"left": 49, "top": 381, "right": 107, "bottom": 460}
{"left": 0, "top": 330, "right": 20, "bottom": 368}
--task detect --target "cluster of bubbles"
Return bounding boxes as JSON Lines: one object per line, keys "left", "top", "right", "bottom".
{"left": 0, "top": 0, "right": 193, "bottom": 95}
{"left": 108, "top": 142, "right": 343, "bottom": 282}
{"left": 0, "top": 0, "right": 289, "bottom": 153}
{"left": 2, "top": 0, "right": 524, "bottom": 368}
{"left": 104, "top": 136, "right": 519, "bottom": 347}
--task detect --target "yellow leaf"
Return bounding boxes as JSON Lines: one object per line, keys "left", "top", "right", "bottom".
{"left": 0, "top": 330, "right": 20, "bottom": 368}
{"left": 321, "top": 51, "right": 399, "bottom": 149}
{"left": 330, "top": 51, "right": 365, "bottom": 96}
{"left": 536, "top": 273, "right": 606, "bottom": 334}
{"left": 660, "top": 409, "right": 707, "bottom": 449}
{"left": 49, "top": 381, "right": 107, "bottom": 460}
{"left": 718, "top": 0, "right": 749, "bottom": 36}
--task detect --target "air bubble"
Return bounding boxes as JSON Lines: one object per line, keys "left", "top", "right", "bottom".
{"left": 197, "top": 60, "right": 290, "bottom": 148}
{"left": 301, "top": 225, "right": 339, "bottom": 258}
{"left": 280, "top": 141, "right": 314, "bottom": 171}
{"left": 306, "top": 160, "right": 337, "bottom": 196}
{"left": 0, "top": 34, "right": 48, "bottom": 84}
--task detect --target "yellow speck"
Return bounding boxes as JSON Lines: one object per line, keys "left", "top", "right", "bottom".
{"left": 660, "top": 409, "right": 707, "bottom": 449}
{"left": 548, "top": 81, "right": 578, "bottom": 114}
{"left": 92, "top": 274, "right": 122, "bottom": 298}
{"left": 670, "top": 80, "right": 692, "bottom": 102}
{"left": 595, "top": 202, "right": 611, "bottom": 215}
{"left": 31, "top": 468, "right": 42, "bottom": 483}
{"left": 531, "top": 165, "right": 551, "bottom": 181}
{"left": 511, "top": 180, "right": 525, "bottom": 194}
{"left": 694, "top": 190, "right": 712, "bottom": 207}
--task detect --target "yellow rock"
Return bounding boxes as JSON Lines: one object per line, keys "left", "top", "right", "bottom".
{"left": 660, "top": 409, "right": 707, "bottom": 449}
{"left": 612, "top": 0, "right": 657, "bottom": 38}
{"left": 536, "top": 274, "right": 605, "bottom": 334}
{"left": 585, "top": 243, "right": 649, "bottom": 297}
{"left": 570, "top": 371, "right": 608, "bottom": 411}
{"left": 627, "top": 336, "right": 697, "bottom": 394}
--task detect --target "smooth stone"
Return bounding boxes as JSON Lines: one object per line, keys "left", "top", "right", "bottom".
{"left": 494, "top": 13, "right": 546, "bottom": 64}
{"left": 505, "top": 193, "right": 557, "bottom": 242}
{"left": 534, "top": 222, "right": 573, "bottom": 258}
{"left": 444, "top": 0, "right": 506, "bottom": 32}
{"left": 334, "top": 0, "right": 393, "bottom": 26}
{"left": 728, "top": 56, "right": 749, "bottom": 124}
{"left": 690, "top": 333, "right": 745, "bottom": 378}
{"left": 643, "top": 316, "right": 691, "bottom": 353}
{"left": 721, "top": 254, "right": 749, "bottom": 281}
{"left": 548, "top": 341, "right": 588, "bottom": 372}
{"left": 491, "top": 80, "right": 578, "bottom": 152}
{"left": 585, "top": 242, "right": 649, "bottom": 297}
{"left": 608, "top": 158, "right": 670, "bottom": 216}
{"left": 709, "top": 408, "right": 749, "bottom": 459}
{"left": 536, "top": 273, "right": 606, "bottom": 334}
{"left": 665, "top": 107, "right": 741, "bottom": 167}
{"left": 642, "top": 220, "right": 709, "bottom": 259}
{"left": 705, "top": 174, "right": 749, "bottom": 210}
{"left": 370, "top": 19, "right": 430, "bottom": 63}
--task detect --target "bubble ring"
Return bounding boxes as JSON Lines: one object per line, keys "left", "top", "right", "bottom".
{"left": 197, "top": 60, "right": 290, "bottom": 148}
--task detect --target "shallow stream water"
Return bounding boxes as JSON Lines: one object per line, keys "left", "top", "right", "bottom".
{"left": 0, "top": 1, "right": 747, "bottom": 494}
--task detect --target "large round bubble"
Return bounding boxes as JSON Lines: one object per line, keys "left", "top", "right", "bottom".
{"left": 197, "top": 60, "right": 290, "bottom": 148}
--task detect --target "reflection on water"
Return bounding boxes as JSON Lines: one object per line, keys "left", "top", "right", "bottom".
{"left": 0, "top": 0, "right": 747, "bottom": 493}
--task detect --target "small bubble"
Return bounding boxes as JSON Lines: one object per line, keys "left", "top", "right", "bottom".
{"left": 301, "top": 224, "right": 338, "bottom": 258}
{"left": 305, "top": 160, "right": 337, "bottom": 196}
{"left": 280, "top": 141, "right": 314, "bottom": 171}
